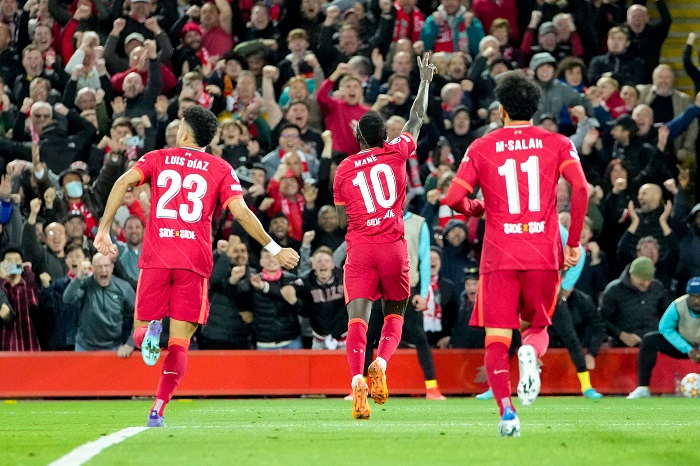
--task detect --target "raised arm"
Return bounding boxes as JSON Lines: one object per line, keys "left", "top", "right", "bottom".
{"left": 402, "top": 53, "right": 436, "bottom": 139}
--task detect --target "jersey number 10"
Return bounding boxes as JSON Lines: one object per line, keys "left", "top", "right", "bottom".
{"left": 497, "top": 156, "right": 541, "bottom": 215}
{"left": 352, "top": 163, "right": 397, "bottom": 214}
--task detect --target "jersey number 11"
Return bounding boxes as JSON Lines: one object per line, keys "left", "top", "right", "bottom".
{"left": 497, "top": 156, "right": 541, "bottom": 215}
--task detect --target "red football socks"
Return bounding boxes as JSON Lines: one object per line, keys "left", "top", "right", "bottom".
{"left": 152, "top": 338, "right": 189, "bottom": 416}
{"left": 484, "top": 335, "right": 513, "bottom": 416}
{"left": 522, "top": 327, "right": 550, "bottom": 358}
{"left": 133, "top": 326, "right": 148, "bottom": 349}
{"left": 377, "top": 314, "right": 404, "bottom": 362}
{"left": 346, "top": 318, "right": 368, "bottom": 377}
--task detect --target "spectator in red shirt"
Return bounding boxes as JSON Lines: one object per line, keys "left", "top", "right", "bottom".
{"left": 317, "top": 63, "right": 369, "bottom": 155}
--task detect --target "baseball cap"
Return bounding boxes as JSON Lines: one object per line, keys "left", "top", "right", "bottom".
{"left": 687, "top": 277, "right": 700, "bottom": 295}
{"left": 124, "top": 32, "right": 145, "bottom": 46}
{"left": 463, "top": 266, "right": 479, "bottom": 281}
{"left": 610, "top": 114, "right": 638, "bottom": 133}
{"left": 64, "top": 210, "right": 85, "bottom": 222}
{"left": 181, "top": 22, "right": 203, "bottom": 37}
{"left": 538, "top": 21, "right": 556, "bottom": 36}
{"left": 629, "top": 257, "right": 655, "bottom": 280}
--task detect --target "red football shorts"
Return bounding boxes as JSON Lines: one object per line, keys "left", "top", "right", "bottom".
{"left": 470, "top": 270, "right": 560, "bottom": 329}
{"left": 135, "top": 268, "right": 210, "bottom": 325}
{"left": 344, "top": 239, "right": 410, "bottom": 303}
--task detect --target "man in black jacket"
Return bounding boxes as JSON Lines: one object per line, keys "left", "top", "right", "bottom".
{"left": 600, "top": 256, "right": 671, "bottom": 347}
{"left": 295, "top": 246, "right": 346, "bottom": 349}
{"left": 199, "top": 239, "right": 253, "bottom": 349}
{"left": 588, "top": 26, "right": 645, "bottom": 85}
{"left": 239, "top": 249, "right": 302, "bottom": 349}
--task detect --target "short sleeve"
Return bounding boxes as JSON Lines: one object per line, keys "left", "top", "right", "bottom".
{"left": 387, "top": 132, "right": 417, "bottom": 161}
{"left": 453, "top": 146, "right": 477, "bottom": 193}
{"left": 219, "top": 162, "right": 243, "bottom": 209}
{"left": 132, "top": 151, "right": 155, "bottom": 186}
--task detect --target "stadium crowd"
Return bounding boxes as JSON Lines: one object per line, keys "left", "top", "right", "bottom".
{"left": 0, "top": 0, "right": 699, "bottom": 392}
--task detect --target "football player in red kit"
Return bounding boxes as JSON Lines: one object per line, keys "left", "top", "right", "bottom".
{"left": 445, "top": 71, "right": 588, "bottom": 436}
{"left": 333, "top": 54, "right": 436, "bottom": 419}
{"left": 94, "top": 106, "right": 299, "bottom": 427}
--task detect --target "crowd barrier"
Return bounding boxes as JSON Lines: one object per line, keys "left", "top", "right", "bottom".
{"left": 1, "top": 348, "right": 695, "bottom": 398}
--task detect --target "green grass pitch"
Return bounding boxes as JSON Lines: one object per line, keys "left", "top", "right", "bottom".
{"left": 1, "top": 397, "right": 697, "bottom": 466}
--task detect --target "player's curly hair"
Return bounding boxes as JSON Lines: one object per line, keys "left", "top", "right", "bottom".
{"left": 356, "top": 111, "right": 387, "bottom": 148}
{"left": 494, "top": 71, "right": 542, "bottom": 122}
{"left": 182, "top": 106, "right": 219, "bottom": 147}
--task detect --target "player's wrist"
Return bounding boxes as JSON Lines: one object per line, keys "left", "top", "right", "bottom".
{"left": 264, "top": 240, "right": 282, "bottom": 256}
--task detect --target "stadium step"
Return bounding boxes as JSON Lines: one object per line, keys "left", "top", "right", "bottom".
{"left": 649, "top": 0, "right": 700, "bottom": 94}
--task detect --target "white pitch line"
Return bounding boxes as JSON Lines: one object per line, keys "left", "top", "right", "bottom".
{"left": 48, "top": 426, "right": 148, "bottom": 466}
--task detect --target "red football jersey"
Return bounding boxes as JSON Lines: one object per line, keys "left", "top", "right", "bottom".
{"left": 333, "top": 132, "right": 416, "bottom": 249}
{"left": 454, "top": 124, "right": 582, "bottom": 273}
{"left": 133, "top": 146, "right": 243, "bottom": 277}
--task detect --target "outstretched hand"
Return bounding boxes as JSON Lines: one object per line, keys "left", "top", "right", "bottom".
{"left": 417, "top": 53, "right": 437, "bottom": 83}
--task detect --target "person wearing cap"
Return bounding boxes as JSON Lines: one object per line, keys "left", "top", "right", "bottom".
{"left": 529, "top": 51, "right": 592, "bottom": 126}
{"left": 170, "top": 22, "right": 208, "bottom": 77}
{"left": 600, "top": 256, "right": 671, "bottom": 347}
{"left": 521, "top": 18, "right": 571, "bottom": 63}
{"left": 64, "top": 210, "right": 95, "bottom": 255}
{"left": 627, "top": 276, "right": 700, "bottom": 399}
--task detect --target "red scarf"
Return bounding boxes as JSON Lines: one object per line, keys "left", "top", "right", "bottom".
{"left": 195, "top": 46, "right": 210, "bottom": 68}
{"left": 261, "top": 268, "right": 282, "bottom": 282}
{"left": 197, "top": 91, "right": 213, "bottom": 109}
{"left": 278, "top": 193, "right": 304, "bottom": 241}
{"left": 438, "top": 194, "right": 467, "bottom": 229}
{"left": 393, "top": 3, "right": 425, "bottom": 42}
{"left": 407, "top": 151, "right": 422, "bottom": 190}
{"left": 423, "top": 275, "right": 442, "bottom": 332}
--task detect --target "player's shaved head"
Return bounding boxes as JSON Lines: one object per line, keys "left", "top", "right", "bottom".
{"left": 179, "top": 106, "right": 219, "bottom": 147}
{"left": 356, "top": 111, "right": 386, "bottom": 149}
{"left": 494, "top": 71, "right": 542, "bottom": 121}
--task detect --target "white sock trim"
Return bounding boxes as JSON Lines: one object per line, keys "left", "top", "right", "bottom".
{"left": 375, "top": 357, "right": 387, "bottom": 372}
